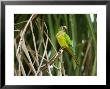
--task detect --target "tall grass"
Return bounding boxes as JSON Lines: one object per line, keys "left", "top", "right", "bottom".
{"left": 14, "top": 14, "right": 97, "bottom": 76}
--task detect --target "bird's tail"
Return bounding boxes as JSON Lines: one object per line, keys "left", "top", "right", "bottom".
{"left": 65, "top": 47, "right": 79, "bottom": 66}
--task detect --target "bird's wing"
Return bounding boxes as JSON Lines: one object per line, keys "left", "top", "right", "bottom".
{"left": 64, "top": 33, "right": 72, "bottom": 46}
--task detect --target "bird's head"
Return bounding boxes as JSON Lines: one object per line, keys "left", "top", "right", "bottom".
{"left": 56, "top": 26, "right": 67, "bottom": 37}
{"left": 59, "top": 26, "right": 68, "bottom": 32}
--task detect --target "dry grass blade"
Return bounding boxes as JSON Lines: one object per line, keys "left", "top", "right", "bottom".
{"left": 14, "top": 39, "right": 26, "bottom": 76}
{"left": 42, "top": 37, "right": 52, "bottom": 76}
{"left": 41, "top": 49, "right": 64, "bottom": 72}
{"left": 30, "top": 20, "right": 39, "bottom": 66}
{"left": 36, "top": 37, "right": 49, "bottom": 75}
{"left": 21, "top": 37, "right": 36, "bottom": 75}
{"left": 16, "top": 14, "right": 37, "bottom": 58}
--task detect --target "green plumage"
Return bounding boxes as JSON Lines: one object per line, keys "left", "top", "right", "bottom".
{"left": 56, "top": 26, "right": 79, "bottom": 66}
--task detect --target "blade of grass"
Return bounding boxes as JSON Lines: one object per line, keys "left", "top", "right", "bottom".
{"left": 36, "top": 36, "right": 49, "bottom": 75}
{"left": 14, "top": 39, "right": 26, "bottom": 76}
{"left": 30, "top": 20, "right": 39, "bottom": 66}
{"left": 21, "top": 37, "right": 37, "bottom": 75}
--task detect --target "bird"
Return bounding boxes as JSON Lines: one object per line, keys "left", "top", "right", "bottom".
{"left": 56, "top": 26, "right": 79, "bottom": 67}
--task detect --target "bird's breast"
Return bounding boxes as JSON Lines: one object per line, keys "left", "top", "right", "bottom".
{"left": 57, "top": 35, "right": 68, "bottom": 48}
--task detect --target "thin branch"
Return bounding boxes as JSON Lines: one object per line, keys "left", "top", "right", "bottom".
{"left": 41, "top": 49, "right": 64, "bottom": 72}
{"left": 14, "top": 29, "right": 20, "bottom": 32}
{"left": 82, "top": 40, "right": 91, "bottom": 65}
{"left": 30, "top": 20, "right": 39, "bottom": 66}
{"left": 42, "top": 38, "right": 52, "bottom": 76}
{"left": 36, "top": 37, "right": 49, "bottom": 75}
{"left": 14, "top": 20, "right": 28, "bottom": 25}
{"left": 27, "top": 59, "right": 36, "bottom": 76}
{"left": 61, "top": 63, "right": 66, "bottom": 76}
{"left": 14, "top": 39, "right": 26, "bottom": 76}
{"left": 53, "top": 64, "right": 60, "bottom": 70}
{"left": 21, "top": 37, "right": 37, "bottom": 75}
{"left": 44, "top": 27, "right": 57, "bottom": 53}
{"left": 82, "top": 40, "right": 91, "bottom": 74}
{"left": 27, "top": 45, "right": 48, "bottom": 62}
{"left": 16, "top": 14, "right": 37, "bottom": 57}
{"left": 57, "top": 53, "right": 63, "bottom": 76}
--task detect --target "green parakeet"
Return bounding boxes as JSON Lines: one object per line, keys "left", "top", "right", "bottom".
{"left": 56, "top": 26, "right": 79, "bottom": 66}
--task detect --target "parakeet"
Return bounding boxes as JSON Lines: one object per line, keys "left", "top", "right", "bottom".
{"left": 56, "top": 26, "right": 79, "bottom": 66}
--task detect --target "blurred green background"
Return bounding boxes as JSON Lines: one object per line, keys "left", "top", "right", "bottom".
{"left": 14, "top": 14, "right": 97, "bottom": 76}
